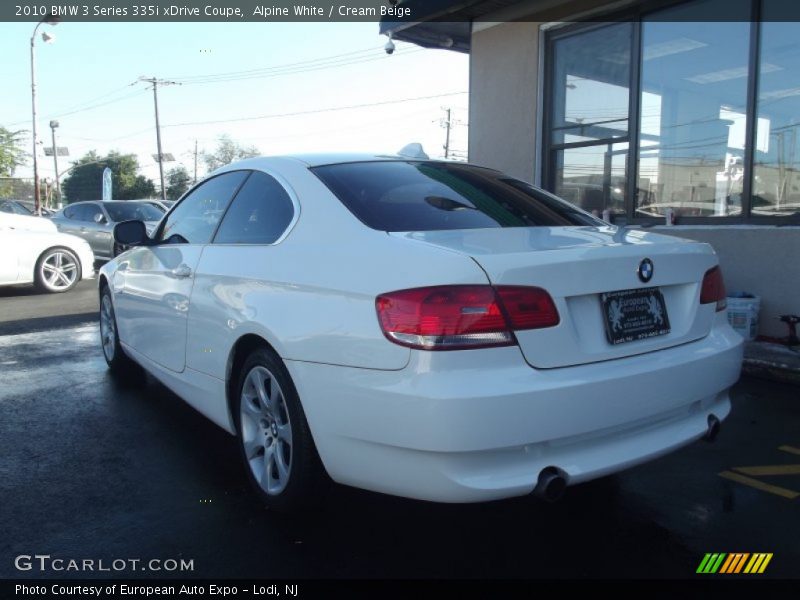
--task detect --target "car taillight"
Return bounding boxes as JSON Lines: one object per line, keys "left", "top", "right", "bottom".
{"left": 700, "top": 266, "right": 727, "bottom": 312}
{"left": 375, "top": 285, "right": 559, "bottom": 351}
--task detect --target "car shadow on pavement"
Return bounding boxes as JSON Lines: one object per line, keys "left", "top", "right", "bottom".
{"left": 0, "top": 284, "right": 45, "bottom": 297}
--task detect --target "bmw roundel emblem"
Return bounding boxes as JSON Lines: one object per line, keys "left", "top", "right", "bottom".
{"left": 638, "top": 258, "right": 654, "bottom": 283}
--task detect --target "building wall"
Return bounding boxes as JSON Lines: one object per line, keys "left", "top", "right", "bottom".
{"left": 469, "top": 21, "right": 540, "bottom": 182}
{"left": 468, "top": 20, "right": 800, "bottom": 338}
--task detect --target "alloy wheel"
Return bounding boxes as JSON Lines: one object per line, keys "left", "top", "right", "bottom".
{"left": 240, "top": 366, "right": 294, "bottom": 495}
{"left": 41, "top": 251, "right": 78, "bottom": 290}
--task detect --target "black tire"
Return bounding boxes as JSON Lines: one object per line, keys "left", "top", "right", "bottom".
{"left": 234, "top": 346, "right": 326, "bottom": 511}
{"left": 34, "top": 246, "right": 81, "bottom": 293}
{"left": 99, "top": 284, "right": 143, "bottom": 382}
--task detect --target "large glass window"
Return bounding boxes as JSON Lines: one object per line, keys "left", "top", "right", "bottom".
{"left": 548, "top": 22, "right": 632, "bottom": 216}
{"left": 636, "top": 0, "right": 751, "bottom": 219}
{"left": 751, "top": 2, "right": 800, "bottom": 217}
{"left": 544, "top": 0, "right": 796, "bottom": 223}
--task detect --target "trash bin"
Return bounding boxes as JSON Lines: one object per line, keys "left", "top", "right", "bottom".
{"left": 727, "top": 292, "right": 760, "bottom": 341}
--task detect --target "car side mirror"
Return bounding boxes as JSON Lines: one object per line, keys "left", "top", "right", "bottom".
{"left": 114, "top": 220, "right": 150, "bottom": 246}
{"left": 94, "top": 213, "right": 107, "bottom": 224}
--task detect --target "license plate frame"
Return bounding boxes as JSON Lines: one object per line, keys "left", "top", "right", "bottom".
{"left": 601, "top": 287, "right": 671, "bottom": 345}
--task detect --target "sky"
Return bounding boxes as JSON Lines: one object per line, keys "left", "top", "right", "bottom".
{"left": 0, "top": 21, "right": 469, "bottom": 188}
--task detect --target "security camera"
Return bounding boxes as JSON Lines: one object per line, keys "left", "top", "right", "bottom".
{"left": 384, "top": 38, "right": 395, "bottom": 55}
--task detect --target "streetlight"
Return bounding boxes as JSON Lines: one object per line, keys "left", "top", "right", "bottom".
{"left": 30, "top": 13, "right": 59, "bottom": 215}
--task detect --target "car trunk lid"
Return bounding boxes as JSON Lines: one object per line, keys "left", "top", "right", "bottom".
{"left": 391, "top": 226, "right": 720, "bottom": 368}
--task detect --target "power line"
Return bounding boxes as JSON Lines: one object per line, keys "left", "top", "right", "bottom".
{"left": 166, "top": 46, "right": 380, "bottom": 80}
{"left": 162, "top": 91, "right": 468, "bottom": 129}
{"left": 4, "top": 82, "right": 141, "bottom": 126}
{"left": 166, "top": 47, "right": 422, "bottom": 85}
{"left": 48, "top": 89, "right": 147, "bottom": 120}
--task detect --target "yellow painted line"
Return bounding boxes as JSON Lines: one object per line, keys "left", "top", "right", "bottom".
{"left": 758, "top": 553, "right": 773, "bottom": 574}
{"left": 734, "top": 464, "right": 800, "bottom": 476}
{"left": 719, "top": 471, "right": 800, "bottom": 499}
{"left": 733, "top": 553, "right": 750, "bottom": 574}
{"left": 779, "top": 445, "right": 800, "bottom": 456}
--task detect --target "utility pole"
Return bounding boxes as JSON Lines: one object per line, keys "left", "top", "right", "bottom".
{"left": 193, "top": 139, "right": 198, "bottom": 184}
{"left": 442, "top": 107, "right": 452, "bottom": 159}
{"left": 49, "top": 120, "right": 61, "bottom": 207}
{"left": 138, "top": 76, "right": 179, "bottom": 201}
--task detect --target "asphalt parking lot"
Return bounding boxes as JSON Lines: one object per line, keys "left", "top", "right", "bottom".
{"left": 1, "top": 284, "right": 798, "bottom": 579}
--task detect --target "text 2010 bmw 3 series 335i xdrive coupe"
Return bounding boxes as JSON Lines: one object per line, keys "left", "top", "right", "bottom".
{"left": 98, "top": 154, "right": 743, "bottom": 508}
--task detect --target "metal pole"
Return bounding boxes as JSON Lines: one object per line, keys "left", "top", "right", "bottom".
{"left": 30, "top": 25, "right": 41, "bottom": 215}
{"left": 151, "top": 79, "right": 167, "bottom": 202}
{"left": 50, "top": 124, "right": 61, "bottom": 207}
{"left": 444, "top": 108, "right": 451, "bottom": 159}
{"left": 193, "top": 139, "right": 198, "bottom": 184}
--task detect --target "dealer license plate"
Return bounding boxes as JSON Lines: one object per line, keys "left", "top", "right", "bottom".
{"left": 601, "top": 287, "right": 671, "bottom": 345}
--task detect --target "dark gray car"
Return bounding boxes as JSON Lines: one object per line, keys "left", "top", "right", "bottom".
{"left": 51, "top": 201, "right": 164, "bottom": 260}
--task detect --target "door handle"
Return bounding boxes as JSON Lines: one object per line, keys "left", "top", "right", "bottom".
{"left": 170, "top": 264, "right": 193, "bottom": 279}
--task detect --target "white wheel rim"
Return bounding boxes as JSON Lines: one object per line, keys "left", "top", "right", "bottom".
{"left": 41, "top": 251, "right": 78, "bottom": 289}
{"left": 100, "top": 294, "right": 116, "bottom": 361}
{"left": 240, "top": 366, "right": 293, "bottom": 496}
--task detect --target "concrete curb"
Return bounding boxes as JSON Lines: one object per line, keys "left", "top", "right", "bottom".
{"left": 742, "top": 341, "right": 800, "bottom": 386}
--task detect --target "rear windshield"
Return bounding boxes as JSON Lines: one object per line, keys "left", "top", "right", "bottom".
{"left": 104, "top": 202, "right": 164, "bottom": 222}
{"left": 311, "top": 161, "right": 602, "bottom": 231}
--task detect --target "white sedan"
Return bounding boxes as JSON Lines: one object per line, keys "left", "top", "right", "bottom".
{"left": 98, "top": 154, "right": 743, "bottom": 508}
{"left": 0, "top": 213, "right": 95, "bottom": 293}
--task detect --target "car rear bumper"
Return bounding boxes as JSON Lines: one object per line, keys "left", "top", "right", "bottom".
{"left": 286, "top": 313, "right": 743, "bottom": 503}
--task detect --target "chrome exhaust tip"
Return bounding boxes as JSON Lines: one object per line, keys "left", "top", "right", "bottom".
{"left": 533, "top": 467, "right": 567, "bottom": 502}
{"left": 703, "top": 414, "right": 721, "bottom": 442}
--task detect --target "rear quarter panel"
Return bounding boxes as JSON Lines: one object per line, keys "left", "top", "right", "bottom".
{"left": 184, "top": 159, "right": 491, "bottom": 377}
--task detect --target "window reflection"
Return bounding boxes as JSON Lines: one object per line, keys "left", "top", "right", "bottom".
{"left": 550, "top": 22, "right": 631, "bottom": 214}
{"left": 752, "top": 11, "right": 800, "bottom": 217}
{"left": 635, "top": 0, "right": 751, "bottom": 218}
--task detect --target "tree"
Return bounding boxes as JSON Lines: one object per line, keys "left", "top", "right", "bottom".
{"left": 0, "top": 126, "right": 28, "bottom": 198}
{"left": 201, "top": 134, "right": 259, "bottom": 172}
{"left": 62, "top": 151, "right": 156, "bottom": 202}
{"left": 166, "top": 165, "right": 191, "bottom": 200}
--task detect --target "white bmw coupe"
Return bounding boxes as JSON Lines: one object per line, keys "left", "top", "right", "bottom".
{"left": 98, "top": 155, "right": 743, "bottom": 508}
{"left": 0, "top": 212, "right": 95, "bottom": 293}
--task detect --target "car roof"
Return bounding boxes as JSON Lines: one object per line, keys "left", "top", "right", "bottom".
{"left": 66, "top": 200, "right": 155, "bottom": 205}
{"left": 218, "top": 153, "right": 453, "bottom": 171}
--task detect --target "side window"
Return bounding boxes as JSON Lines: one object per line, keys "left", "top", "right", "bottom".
{"left": 213, "top": 171, "right": 296, "bottom": 244}
{"left": 84, "top": 205, "right": 104, "bottom": 223}
{"left": 2, "top": 201, "right": 28, "bottom": 215}
{"left": 159, "top": 171, "right": 249, "bottom": 244}
{"left": 70, "top": 204, "right": 101, "bottom": 222}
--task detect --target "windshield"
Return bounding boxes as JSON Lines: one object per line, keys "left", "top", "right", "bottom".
{"left": 104, "top": 202, "right": 165, "bottom": 222}
{"left": 312, "top": 161, "right": 603, "bottom": 232}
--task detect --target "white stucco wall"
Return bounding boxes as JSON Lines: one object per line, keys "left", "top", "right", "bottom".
{"left": 469, "top": 21, "right": 541, "bottom": 183}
